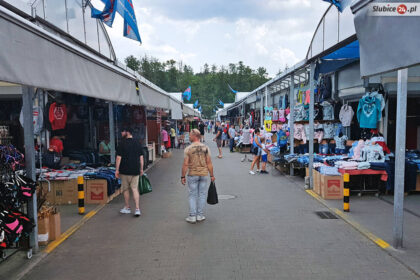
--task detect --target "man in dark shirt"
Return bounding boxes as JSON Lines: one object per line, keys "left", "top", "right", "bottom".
{"left": 213, "top": 121, "right": 223, "bottom": 158}
{"left": 198, "top": 121, "right": 205, "bottom": 142}
{"left": 115, "top": 127, "right": 144, "bottom": 217}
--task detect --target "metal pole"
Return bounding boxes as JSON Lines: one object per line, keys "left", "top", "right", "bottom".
{"left": 22, "top": 86, "right": 39, "bottom": 252}
{"left": 88, "top": 105, "right": 94, "bottom": 149}
{"left": 308, "top": 63, "right": 316, "bottom": 189}
{"left": 393, "top": 68, "right": 408, "bottom": 249}
{"left": 260, "top": 92, "right": 264, "bottom": 128}
{"left": 384, "top": 100, "right": 389, "bottom": 142}
{"left": 265, "top": 87, "right": 268, "bottom": 107}
{"left": 289, "top": 74, "right": 295, "bottom": 176}
{"left": 108, "top": 102, "right": 116, "bottom": 164}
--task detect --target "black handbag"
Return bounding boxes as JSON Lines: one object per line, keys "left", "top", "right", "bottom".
{"left": 207, "top": 181, "right": 218, "bottom": 205}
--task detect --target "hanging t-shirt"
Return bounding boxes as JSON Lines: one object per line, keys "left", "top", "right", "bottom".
{"left": 19, "top": 106, "right": 44, "bottom": 135}
{"left": 49, "top": 103, "right": 67, "bottom": 130}
{"left": 49, "top": 137, "right": 64, "bottom": 154}
{"left": 357, "top": 96, "right": 381, "bottom": 129}
{"left": 339, "top": 104, "right": 354, "bottom": 127}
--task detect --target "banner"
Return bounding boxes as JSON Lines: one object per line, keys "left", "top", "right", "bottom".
{"left": 92, "top": 0, "right": 142, "bottom": 43}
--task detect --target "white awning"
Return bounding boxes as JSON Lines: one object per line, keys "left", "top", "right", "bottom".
{"left": 169, "top": 98, "right": 183, "bottom": 120}
{"left": 0, "top": 7, "right": 139, "bottom": 105}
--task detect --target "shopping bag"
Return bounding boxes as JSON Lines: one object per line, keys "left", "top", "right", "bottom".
{"left": 207, "top": 181, "right": 218, "bottom": 205}
{"left": 138, "top": 175, "right": 152, "bottom": 195}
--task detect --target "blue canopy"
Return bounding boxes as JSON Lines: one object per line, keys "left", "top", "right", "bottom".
{"left": 315, "top": 40, "right": 360, "bottom": 78}
{"left": 322, "top": 40, "right": 360, "bottom": 60}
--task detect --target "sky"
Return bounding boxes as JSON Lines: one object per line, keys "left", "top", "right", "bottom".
{"left": 93, "top": 0, "right": 331, "bottom": 77}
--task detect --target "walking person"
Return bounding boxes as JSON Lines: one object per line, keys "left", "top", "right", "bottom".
{"left": 199, "top": 121, "right": 205, "bottom": 142}
{"left": 213, "top": 121, "right": 223, "bottom": 158}
{"left": 181, "top": 129, "right": 215, "bottom": 224}
{"left": 115, "top": 127, "right": 144, "bottom": 217}
{"left": 249, "top": 128, "right": 262, "bottom": 175}
{"left": 170, "top": 126, "right": 176, "bottom": 149}
{"left": 228, "top": 124, "right": 236, "bottom": 153}
{"left": 221, "top": 123, "right": 228, "bottom": 147}
{"left": 161, "top": 127, "right": 169, "bottom": 150}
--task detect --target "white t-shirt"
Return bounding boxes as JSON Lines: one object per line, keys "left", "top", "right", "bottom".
{"left": 261, "top": 144, "right": 267, "bottom": 156}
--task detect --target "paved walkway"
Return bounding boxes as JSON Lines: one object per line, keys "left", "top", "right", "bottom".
{"left": 23, "top": 135, "right": 418, "bottom": 280}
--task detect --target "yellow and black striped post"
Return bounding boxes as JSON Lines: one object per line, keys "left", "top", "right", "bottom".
{"left": 78, "top": 176, "right": 85, "bottom": 215}
{"left": 343, "top": 173, "right": 350, "bottom": 212}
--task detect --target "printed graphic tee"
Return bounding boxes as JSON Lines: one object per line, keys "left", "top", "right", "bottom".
{"left": 184, "top": 142, "right": 211, "bottom": 176}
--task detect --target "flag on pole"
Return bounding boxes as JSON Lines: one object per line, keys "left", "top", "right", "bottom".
{"left": 92, "top": 0, "right": 142, "bottom": 43}
{"left": 193, "top": 100, "right": 199, "bottom": 108}
{"left": 198, "top": 106, "right": 202, "bottom": 112}
{"left": 322, "top": 0, "right": 352, "bottom": 12}
{"left": 228, "top": 84, "right": 238, "bottom": 94}
{"left": 91, "top": 0, "right": 117, "bottom": 27}
{"left": 218, "top": 100, "right": 224, "bottom": 107}
{"left": 182, "top": 86, "right": 192, "bottom": 101}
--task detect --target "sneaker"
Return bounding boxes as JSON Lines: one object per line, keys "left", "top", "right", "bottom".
{"left": 256, "top": 169, "right": 261, "bottom": 173}
{"left": 186, "top": 216, "right": 197, "bottom": 224}
{"left": 197, "top": 215, "right": 206, "bottom": 222}
{"left": 249, "top": 170, "right": 255, "bottom": 175}
{"left": 120, "top": 207, "right": 131, "bottom": 214}
{"left": 134, "top": 209, "right": 141, "bottom": 217}
{"left": 261, "top": 170, "right": 269, "bottom": 174}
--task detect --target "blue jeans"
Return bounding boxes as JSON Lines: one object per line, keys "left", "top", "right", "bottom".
{"left": 187, "top": 176, "right": 209, "bottom": 216}
{"left": 229, "top": 138, "right": 235, "bottom": 152}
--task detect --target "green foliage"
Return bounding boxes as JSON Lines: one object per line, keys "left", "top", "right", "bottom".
{"left": 126, "top": 56, "right": 270, "bottom": 117}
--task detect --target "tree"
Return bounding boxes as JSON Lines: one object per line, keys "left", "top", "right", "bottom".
{"left": 125, "top": 55, "right": 140, "bottom": 72}
{"left": 126, "top": 55, "right": 271, "bottom": 118}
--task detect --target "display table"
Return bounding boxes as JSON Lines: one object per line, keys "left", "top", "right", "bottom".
{"left": 338, "top": 168, "right": 388, "bottom": 195}
{"left": 338, "top": 169, "right": 388, "bottom": 181}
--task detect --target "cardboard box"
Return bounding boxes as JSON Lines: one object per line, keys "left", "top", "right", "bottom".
{"left": 320, "top": 174, "right": 343, "bottom": 200}
{"left": 38, "top": 216, "right": 49, "bottom": 246}
{"left": 49, "top": 213, "right": 61, "bottom": 241}
{"left": 162, "top": 151, "right": 172, "bottom": 158}
{"left": 86, "top": 179, "right": 108, "bottom": 204}
{"left": 54, "top": 179, "right": 78, "bottom": 205}
{"left": 306, "top": 167, "right": 309, "bottom": 177}
{"left": 313, "top": 169, "right": 321, "bottom": 195}
{"left": 416, "top": 174, "right": 420, "bottom": 191}
{"left": 38, "top": 182, "right": 56, "bottom": 204}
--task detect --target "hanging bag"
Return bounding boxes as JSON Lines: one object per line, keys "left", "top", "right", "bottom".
{"left": 138, "top": 174, "right": 152, "bottom": 195}
{"left": 207, "top": 181, "right": 218, "bottom": 205}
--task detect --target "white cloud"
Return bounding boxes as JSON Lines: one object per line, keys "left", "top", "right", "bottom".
{"left": 104, "top": 0, "right": 332, "bottom": 76}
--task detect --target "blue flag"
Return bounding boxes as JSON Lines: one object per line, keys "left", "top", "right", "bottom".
{"left": 182, "top": 86, "right": 192, "bottom": 101}
{"left": 228, "top": 84, "right": 238, "bottom": 94}
{"left": 92, "top": 0, "right": 142, "bottom": 43}
{"left": 91, "top": 0, "right": 117, "bottom": 27}
{"left": 198, "top": 106, "right": 202, "bottom": 112}
{"left": 219, "top": 100, "right": 224, "bottom": 107}
{"left": 193, "top": 100, "right": 199, "bottom": 108}
{"left": 322, "top": 0, "right": 352, "bottom": 12}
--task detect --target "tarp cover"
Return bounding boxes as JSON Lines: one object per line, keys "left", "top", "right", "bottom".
{"left": 352, "top": 0, "right": 420, "bottom": 77}
{"left": 0, "top": 9, "right": 139, "bottom": 105}
{"left": 169, "top": 98, "right": 183, "bottom": 120}
{"left": 139, "top": 84, "right": 170, "bottom": 109}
